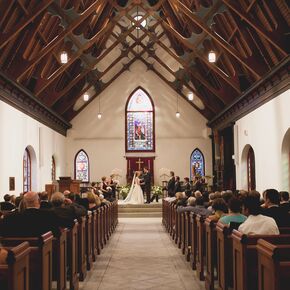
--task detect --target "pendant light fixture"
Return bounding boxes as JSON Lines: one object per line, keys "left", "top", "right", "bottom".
{"left": 60, "top": 51, "right": 68, "bottom": 64}
{"left": 83, "top": 92, "right": 89, "bottom": 102}
{"left": 208, "top": 50, "right": 216, "bottom": 63}
{"left": 98, "top": 95, "right": 102, "bottom": 119}
{"left": 176, "top": 91, "right": 180, "bottom": 118}
{"left": 188, "top": 92, "right": 194, "bottom": 101}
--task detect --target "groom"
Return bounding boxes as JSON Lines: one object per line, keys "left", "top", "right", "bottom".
{"left": 141, "top": 167, "right": 152, "bottom": 203}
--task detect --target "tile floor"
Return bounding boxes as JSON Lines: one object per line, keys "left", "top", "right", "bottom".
{"left": 80, "top": 218, "right": 204, "bottom": 290}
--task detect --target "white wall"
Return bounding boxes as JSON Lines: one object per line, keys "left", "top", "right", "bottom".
{"left": 0, "top": 100, "right": 67, "bottom": 198}
{"left": 66, "top": 61, "right": 212, "bottom": 185}
{"left": 234, "top": 89, "right": 290, "bottom": 192}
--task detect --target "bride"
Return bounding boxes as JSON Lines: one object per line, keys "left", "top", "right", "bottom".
{"left": 123, "top": 171, "right": 144, "bottom": 204}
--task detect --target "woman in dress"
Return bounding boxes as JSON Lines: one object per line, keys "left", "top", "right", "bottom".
{"left": 124, "top": 171, "right": 144, "bottom": 204}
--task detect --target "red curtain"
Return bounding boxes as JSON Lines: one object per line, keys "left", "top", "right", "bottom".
{"left": 126, "top": 157, "right": 155, "bottom": 184}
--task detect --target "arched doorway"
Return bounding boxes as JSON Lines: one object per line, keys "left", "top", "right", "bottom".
{"left": 241, "top": 144, "right": 256, "bottom": 191}
{"left": 281, "top": 128, "right": 290, "bottom": 191}
{"left": 23, "top": 145, "right": 37, "bottom": 192}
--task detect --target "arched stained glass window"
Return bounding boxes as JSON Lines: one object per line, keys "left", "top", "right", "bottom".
{"left": 23, "top": 148, "right": 31, "bottom": 192}
{"left": 75, "top": 150, "right": 89, "bottom": 182}
{"left": 126, "top": 87, "right": 155, "bottom": 152}
{"left": 51, "top": 156, "right": 56, "bottom": 181}
{"left": 247, "top": 146, "right": 256, "bottom": 191}
{"left": 190, "top": 149, "right": 205, "bottom": 179}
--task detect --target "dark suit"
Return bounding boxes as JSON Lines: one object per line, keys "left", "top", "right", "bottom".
{"left": 142, "top": 172, "right": 152, "bottom": 203}
{"left": 183, "top": 182, "right": 192, "bottom": 197}
{"left": 262, "top": 206, "right": 290, "bottom": 227}
{"left": 52, "top": 204, "right": 87, "bottom": 229}
{"left": 0, "top": 202, "right": 15, "bottom": 211}
{"left": 167, "top": 177, "right": 175, "bottom": 197}
{"left": 40, "top": 200, "right": 53, "bottom": 209}
{"left": 0, "top": 208, "right": 60, "bottom": 237}
{"left": 280, "top": 202, "right": 290, "bottom": 212}
{"left": 174, "top": 181, "right": 182, "bottom": 194}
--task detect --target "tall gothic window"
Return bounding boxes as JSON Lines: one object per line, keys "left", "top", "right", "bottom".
{"left": 247, "top": 146, "right": 256, "bottom": 191}
{"left": 190, "top": 149, "right": 205, "bottom": 179}
{"left": 23, "top": 148, "right": 31, "bottom": 192}
{"left": 51, "top": 156, "right": 56, "bottom": 181}
{"left": 126, "top": 87, "right": 155, "bottom": 152}
{"left": 75, "top": 150, "right": 89, "bottom": 182}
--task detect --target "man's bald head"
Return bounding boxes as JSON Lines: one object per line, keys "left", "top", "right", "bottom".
{"left": 24, "top": 191, "right": 40, "bottom": 208}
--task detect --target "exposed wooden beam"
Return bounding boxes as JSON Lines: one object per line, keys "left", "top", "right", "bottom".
{"left": 170, "top": 0, "right": 262, "bottom": 80}
{"left": 221, "top": 0, "right": 288, "bottom": 57}
{"left": 0, "top": 0, "right": 54, "bottom": 49}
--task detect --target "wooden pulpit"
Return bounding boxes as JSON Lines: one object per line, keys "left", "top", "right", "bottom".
{"left": 58, "top": 177, "right": 82, "bottom": 194}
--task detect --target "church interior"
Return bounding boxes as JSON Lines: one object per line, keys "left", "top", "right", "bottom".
{"left": 0, "top": 0, "right": 289, "bottom": 289}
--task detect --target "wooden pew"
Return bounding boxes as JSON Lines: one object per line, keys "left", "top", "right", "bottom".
{"left": 257, "top": 239, "right": 290, "bottom": 290}
{"left": 1, "top": 232, "right": 53, "bottom": 290}
{"left": 86, "top": 211, "right": 93, "bottom": 271}
{"left": 77, "top": 216, "right": 87, "bottom": 281}
{"left": 96, "top": 207, "right": 102, "bottom": 254}
{"left": 180, "top": 212, "right": 186, "bottom": 254}
{"left": 91, "top": 210, "right": 98, "bottom": 262}
{"left": 196, "top": 214, "right": 206, "bottom": 281}
{"left": 184, "top": 211, "right": 191, "bottom": 262}
{"left": 175, "top": 209, "right": 181, "bottom": 247}
{"left": 67, "top": 221, "right": 79, "bottom": 290}
{"left": 189, "top": 212, "right": 197, "bottom": 270}
{"left": 53, "top": 228, "right": 68, "bottom": 290}
{"left": 0, "top": 242, "right": 30, "bottom": 290}
{"left": 204, "top": 219, "right": 217, "bottom": 290}
{"left": 232, "top": 230, "right": 290, "bottom": 290}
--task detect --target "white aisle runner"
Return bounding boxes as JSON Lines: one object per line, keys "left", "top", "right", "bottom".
{"left": 80, "top": 218, "right": 204, "bottom": 290}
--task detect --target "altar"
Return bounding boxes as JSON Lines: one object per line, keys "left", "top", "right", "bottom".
{"left": 126, "top": 157, "right": 155, "bottom": 183}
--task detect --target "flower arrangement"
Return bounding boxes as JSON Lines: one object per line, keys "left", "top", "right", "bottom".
{"left": 119, "top": 185, "right": 130, "bottom": 199}
{"left": 151, "top": 185, "right": 163, "bottom": 197}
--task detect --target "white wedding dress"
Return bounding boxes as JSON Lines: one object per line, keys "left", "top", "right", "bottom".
{"left": 124, "top": 174, "right": 144, "bottom": 204}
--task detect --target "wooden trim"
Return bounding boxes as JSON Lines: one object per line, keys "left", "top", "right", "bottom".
{"left": 208, "top": 56, "right": 290, "bottom": 129}
{"left": 125, "top": 86, "right": 156, "bottom": 153}
{"left": 0, "top": 71, "right": 71, "bottom": 136}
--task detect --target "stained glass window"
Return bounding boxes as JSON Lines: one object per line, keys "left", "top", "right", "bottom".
{"left": 75, "top": 150, "right": 89, "bottom": 182}
{"left": 126, "top": 88, "right": 154, "bottom": 152}
{"left": 51, "top": 156, "right": 56, "bottom": 181}
{"left": 247, "top": 147, "right": 256, "bottom": 191}
{"left": 23, "top": 148, "right": 31, "bottom": 192}
{"left": 190, "top": 149, "right": 205, "bottom": 179}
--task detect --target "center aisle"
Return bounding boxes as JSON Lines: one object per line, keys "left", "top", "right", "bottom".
{"left": 80, "top": 218, "right": 204, "bottom": 290}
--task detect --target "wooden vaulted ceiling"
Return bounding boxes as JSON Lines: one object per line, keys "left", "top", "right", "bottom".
{"left": 0, "top": 0, "right": 289, "bottom": 126}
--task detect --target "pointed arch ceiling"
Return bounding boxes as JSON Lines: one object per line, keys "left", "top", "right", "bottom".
{"left": 0, "top": 0, "right": 289, "bottom": 132}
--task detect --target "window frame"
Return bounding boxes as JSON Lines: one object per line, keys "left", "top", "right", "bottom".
{"left": 74, "top": 149, "right": 90, "bottom": 182}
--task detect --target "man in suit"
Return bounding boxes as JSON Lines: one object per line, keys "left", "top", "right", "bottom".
{"left": 167, "top": 171, "right": 175, "bottom": 197}
{"left": 51, "top": 192, "right": 87, "bottom": 228}
{"left": 262, "top": 188, "right": 290, "bottom": 227}
{"left": 0, "top": 194, "right": 15, "bottom": 211}
{"left": 0, "top": 191, "right": 60, "bottom": 237}
{"left": 174, "top": 176, "right": 182, "bottom": 194}
{"left": 183, "top": 177, "right": 192, "bottom": 197}
{"left": 280, "top": 191, "right": 290, "bottom": 211}
{"left": 141, "top": 167, "right": 152, "bottom": 203}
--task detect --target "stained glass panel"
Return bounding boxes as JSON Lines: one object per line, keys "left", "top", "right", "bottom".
{"left": 23, "top": 148, "right": 31, "bottom": 192}
{"left": 126, "top": 88, "right": 154, "bottom": 151}
{"left": 190, "top": 149, "right": 205, "bottom": 179}
{"left": 51, "top": 156, "right": 56, "bottom": 181}
{"left": 75, "top": 150, "right": 89, "bottom": 182}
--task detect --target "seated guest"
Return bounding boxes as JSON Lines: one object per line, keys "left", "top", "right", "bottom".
{"left": 0, "top": 194, "right": 16, "bottom": 211}
{"left": 191, "top": 197, "right": 212, "bottom": 217}
{"left": 219, "top": 197, "right": 247, "bottom": 225}
{"left": 174, "top": 176, "right": 182, "bottom": 194}
{"left": 221, "top": 190, "right": 234, "bottom": 206}
{"left": 172, "top": 192, "right": 186, "bottom": 205}
{"left": 208, "top": 198, "right": 228, "bottom": 222}
{"left": 194, "top": 190, "right": 202, "bottom": 199}
{"left": 51, "top": 192, "right": 87, "bottom": 228}
{"left": 87, "top": 192, "right": 101, "bottom": 210}
{"left": 0, "top": 191, "right": 60, "bottom": 237}
{"left": 183, "top": 177, "right": 192, "bottom": 197}
{"left": 39, "top": 191, "right": 52, "bottom": 209}
{"left": 262, "top": 188, "right": 290, "bottom": 227}
{"left": 177, "top": 197, "right": 196, "bottom": 213}
{"left": 280, "top": 191, "right": 290, "bottom": 211}
{"left": 238, "top": 192, "right": 279, "bottom": 235}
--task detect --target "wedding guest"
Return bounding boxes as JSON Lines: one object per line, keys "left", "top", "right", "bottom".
{"left": 183, "top": 177, "right": 192, "bottom": 197}
{"left": 0, "top": 194, "right": 15, "bottom": 211}
{"left": 239, "top": 192, "right": 279, "bottom": 235}
{"left": 191, "top": 197, "right": 212, "bottom": 217}
{"left": 219, "top": 197, "right": 247, "bottom": 225}
{"left": 262, "top": 188, "right": 290, "bottom": 227}
{"left": 177, "top": 197, "right": 196, "bottom": 213}
{"left": 221, "top": 190, "right": 234, "bottom": 206}
{"left": 174, "top": 176, "right": 182, "bottom": 194}
{"left": 39, "top": 191, "right": 52, "bottom": 209}
{"left": 167, "top": 171, "right": 175, "bottom": 197}
{"left": 100, "top": 176, "right": 112, "bottom": 200}
{"left": 280, "top": 191, "right": 290, "bottom": 211}
{"left": 87, "top": 192, "right": 101, "bottom": 210}
{"left": 208, "top": 198, "right": 228, "bottom": 222}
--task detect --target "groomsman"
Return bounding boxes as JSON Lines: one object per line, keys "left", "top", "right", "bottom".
{"left": 174, "top": 176, "right": 182, "bottom": 194}
{"left": 142, "top": 167, "right": 152, "bottom": 203}
{"left": 167, "top": 171, "right": 175, "bottom": 197}
{"left": 183, "top": 177, "right": 192, "bottom": 197}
